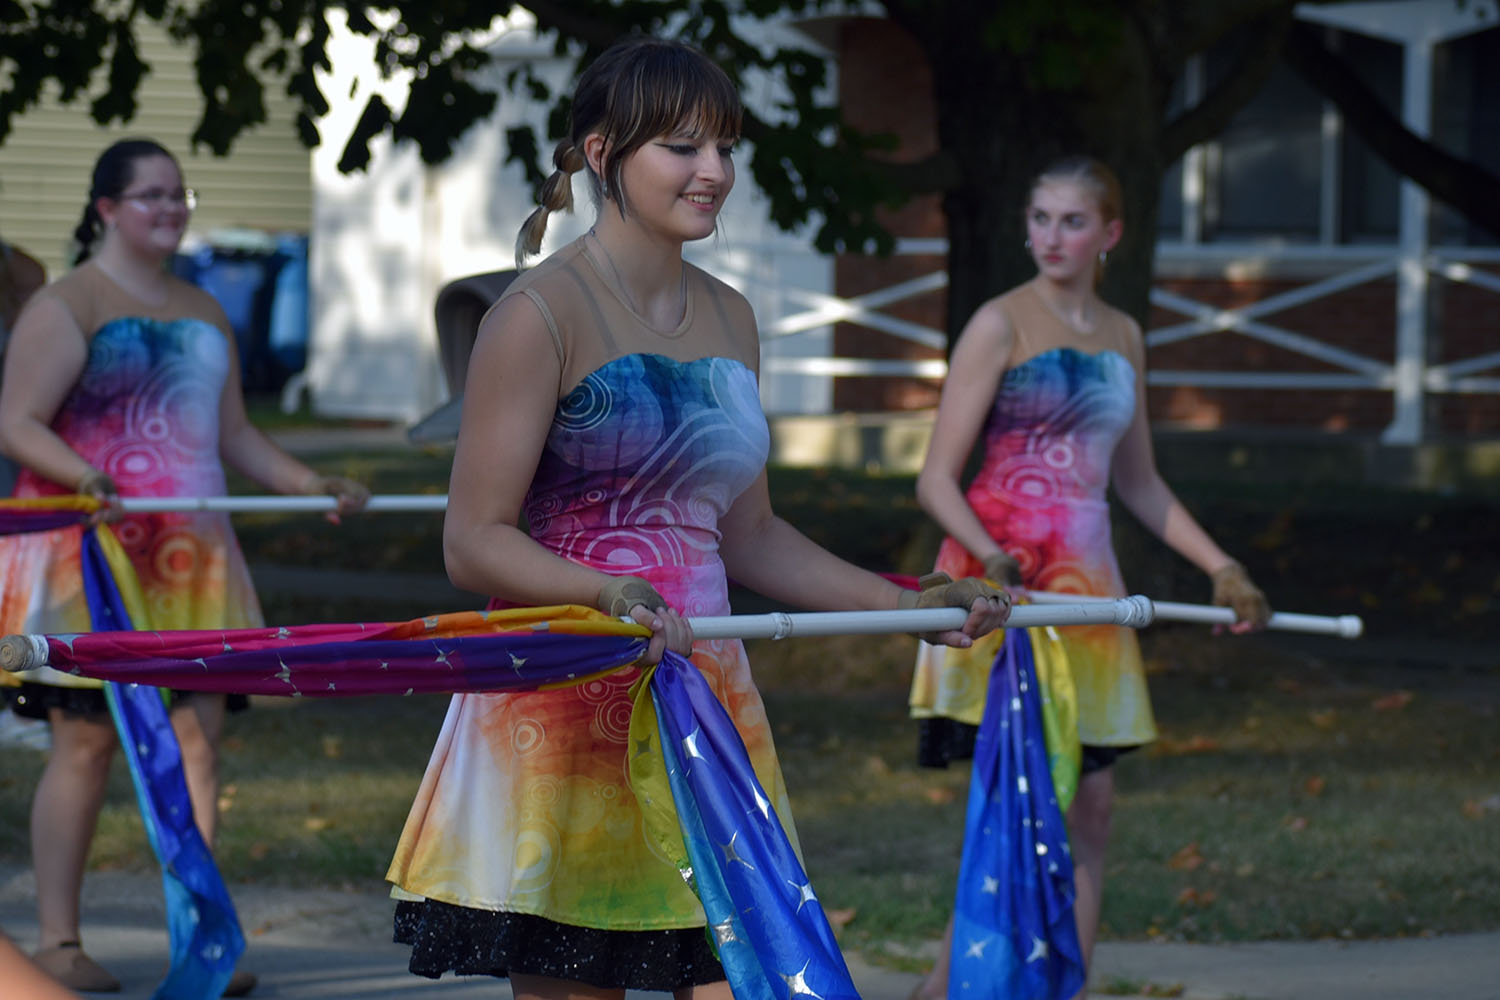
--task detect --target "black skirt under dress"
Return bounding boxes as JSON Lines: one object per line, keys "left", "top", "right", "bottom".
{"left": 393, "top": 898, "right": 725, "bottom": 990}
{"left": 9, "top": 681, "right": 249, "bottom": 720}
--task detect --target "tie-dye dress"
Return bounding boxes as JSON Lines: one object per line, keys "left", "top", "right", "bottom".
{"left": 910, "top": 281, "right": 1158, "bottom": 750}
{"left": 389, "top": 239, "right": 794, "bottom": 987}
{"left": 0, "top": 265, "right": 262, "bottom": 707}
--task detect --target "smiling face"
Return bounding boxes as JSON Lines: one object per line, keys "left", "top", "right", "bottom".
{"left": 1025, "top": 179, "right": 1121, "bottom": 288}
{"left": 609, "top": 127, "right": 735, "bottom": 244}
{"left": 97, "top": 153, "right": 192, "bottom": 262}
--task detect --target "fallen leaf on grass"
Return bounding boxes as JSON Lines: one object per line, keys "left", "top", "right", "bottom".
{"left": 1155, "top": 734, "right": 1222, "bottom": 755}
{"left": 1305, "top": 775, "right": 1327, "bottom": 797}
{"left": 304, "top": 816, "right": 331, "bottom": 832}
{"left": 248, "top": 842, "right": 270, "bottom": 860}
{"left": 1285, "top": 815, "right": 1310, "bottom": 832}
{"left": 1461, "top": 796, "right": 1500, "bottom": 819}
{"left": 1166, "top": 842, "right": 1205, "bottom": 872}
{"left": 825, "top": 907, "right": 857, "bottom": 933}
{"left": 1142, "top": 985, "right": 1186, "bottom": 998}
{"left": 1371, "top": 690, "right": 1414, "bottom": 712}
{"left": 923, "top": 786, "right": 956, "bottom": 805}
{"left": 1175, "top": 886, "right": 1217, "bottom": 907}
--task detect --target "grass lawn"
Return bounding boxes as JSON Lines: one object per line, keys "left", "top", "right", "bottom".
{"left": 2, "top": 444, "right": 1497, "bottom": 963}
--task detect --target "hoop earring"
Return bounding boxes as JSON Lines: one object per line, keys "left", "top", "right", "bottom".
{"left": 1098, "top": 250, "right": 1108, "bottom": 266}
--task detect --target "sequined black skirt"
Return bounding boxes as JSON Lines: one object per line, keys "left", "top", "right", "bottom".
{"left": 9, "top": 682, "right": 248, "bottom": 721}
{"left": 393, "top": 898, "right": 725, "bottom": 990}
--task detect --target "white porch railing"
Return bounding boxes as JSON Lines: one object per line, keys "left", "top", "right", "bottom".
{"left": 729, "top": 239, "right": 1500, "bottom": 446}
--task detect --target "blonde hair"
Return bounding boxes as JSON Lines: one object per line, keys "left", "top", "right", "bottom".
{"left": 515, "top": 36, "right": 742, "bottom": 266}
{"left": 1030, "top": 156, "right": 1123, "bottom": 283}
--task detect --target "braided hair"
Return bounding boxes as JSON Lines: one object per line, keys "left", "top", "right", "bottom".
{"left": 72, "top": 138, "right": 176, "bottom": 265}
{"left": 515, "top": 36, "right": 741, "bottom": 267}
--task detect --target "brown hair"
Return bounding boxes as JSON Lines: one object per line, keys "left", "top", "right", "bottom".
{"left": 515, "top": 36, "right": 742, "bottom": 266}
{"left": 72, "top": 138, "right": 178, "bottom": 265}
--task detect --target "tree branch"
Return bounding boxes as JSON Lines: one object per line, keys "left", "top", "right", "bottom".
{"left": 1160, "top": 6, "right": 1292, "bottom": 163}
{"left": 1282, "top": 19, "right": 1500, "bottom": 239}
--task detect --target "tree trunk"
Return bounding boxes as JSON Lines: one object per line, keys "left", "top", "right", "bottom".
{"left": 925, "top": 11, "right": 1170, "bottom": 345}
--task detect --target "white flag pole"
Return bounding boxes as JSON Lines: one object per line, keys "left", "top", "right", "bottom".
{"left": 1026, "top": 590, "right": 1362, "bottom": 638}
{"left": 118, "top": 495, "right": 448, "bottom": 513}
{"left": 0, "top": 599, "right": 1157, "bottom": 672}
{"left": 681, "top": 596, "right": 1156, "bottom": 641}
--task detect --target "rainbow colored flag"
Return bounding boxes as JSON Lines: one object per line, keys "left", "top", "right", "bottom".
{"left": 2, "top": 498, "right": 858, "bottom": 1000}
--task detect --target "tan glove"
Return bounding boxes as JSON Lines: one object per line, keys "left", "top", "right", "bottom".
{"left": 302, "top": 473, "right": 370, "bottom": 515}
{"left": 77, "top": 468, "right": 118, "bottom": 501}
{"left": 77, "top": 468, "right": 123, "bottom": 524}
{"left": 898, "top": 571, "right": 1010, "bottom": 642}
{"left": 1211, "top": 561, "right": 1271, "bottom": 628}
{"left": 981, "top": 550, "right": 1023, "bottom": 587}
{"left": 597, "top": 575, "right": 668, "bottom": 618}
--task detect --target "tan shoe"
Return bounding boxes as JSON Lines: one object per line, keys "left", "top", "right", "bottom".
{"left": 222, "top": 968, "right": 258, "bottom": 997}
{"left": 32, "top": 942, "right": 122, "bottom": 993}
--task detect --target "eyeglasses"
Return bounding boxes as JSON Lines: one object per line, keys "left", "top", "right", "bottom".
{"left": 120, "top": 187, "right": 198, "bottom": 211}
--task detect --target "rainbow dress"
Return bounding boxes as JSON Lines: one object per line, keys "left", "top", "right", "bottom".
{"left": 388, "top": 346, "right": 795, "bottom": 933}
{"left": 1, "top": 271, "right": 262, "bottom": 695}
{"left": 911, "top": 283, "right": 1158, "bottom": 748}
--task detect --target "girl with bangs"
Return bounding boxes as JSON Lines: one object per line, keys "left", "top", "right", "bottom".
{"left": 387, "top": 35, "right": 1010, "bottom": 999}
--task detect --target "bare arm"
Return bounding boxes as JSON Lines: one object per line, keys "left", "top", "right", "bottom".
{"left": 914, "top": 298, "right": 1014, "bottom": 566}
{"left": 440, "top": 295, "right": 690, "bottom": 659}
{"left": 0, "top": 293, "right": 99, "bottom": 490}
{"left": 719, "top": 472, "right": 1005, "bottom": 647}
{"left": 1108, "top": 327, "right": 1236, "bottom": 577}
{"left": 215, "top": 337, "right": 367, "bottom": 511}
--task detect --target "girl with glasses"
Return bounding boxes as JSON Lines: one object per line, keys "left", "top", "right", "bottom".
{"left": 0, "top": 137, "right": 368, "bottom": 996}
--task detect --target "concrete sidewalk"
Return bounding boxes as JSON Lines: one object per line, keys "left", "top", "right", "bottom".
{"left": 4, "top": 865, "right": 1499, "bottom": 999}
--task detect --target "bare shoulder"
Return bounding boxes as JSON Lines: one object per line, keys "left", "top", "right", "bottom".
{"left": 473, "top": 286, "right": 564, "bottom": 381}
{"left": 957, "top": 292, "right": 1018, "bottom": 350}
{"left": 1107, "top": 304, "right": 1146, "bottom": 367}
{"left": 688, "top": 261, "right": 758, "bottom": 363}
{"left": 165, "top": 274, "right": 233, "bottom": 327}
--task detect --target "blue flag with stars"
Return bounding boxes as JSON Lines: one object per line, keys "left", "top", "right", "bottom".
{"left": 949, "top": 629, "right": 1085, "bottom": 1000}
{"left": 81, "top": 528, "right": 244, "bottom": 1000}
{"left": 650, "top": 650, "right": 860, "bottom": 1000}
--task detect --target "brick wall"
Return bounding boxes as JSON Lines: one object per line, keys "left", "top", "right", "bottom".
{"left": 830, "top": 20, "right": 1500, "bottom": 437}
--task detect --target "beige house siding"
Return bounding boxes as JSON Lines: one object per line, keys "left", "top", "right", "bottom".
{"left": 0, "top": 19, "right": 311, "bottom": 276}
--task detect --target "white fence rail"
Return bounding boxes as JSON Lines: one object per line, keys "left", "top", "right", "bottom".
{"left": 732, "top": 239, "right": 1500, "bottom": 446}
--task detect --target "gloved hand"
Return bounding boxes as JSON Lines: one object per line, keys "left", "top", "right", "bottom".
{"left": 303, "top": 473, "right": 370, "bottom": 511}
{"left": 981, "top": 550, "right": 1023, "bottom": 587}
{"left": 597, "top": 575, "right": 668, "bottom": 618}
{"left": 597, "top": 575, "right": 688, "bottom": 664}
{"left": 1211, "top": 561, "right": 1271, "bottom": 629}
{"left": 898, "top": 571, "right": 1011, "bottom": 644}
{"left": 301, "top": 472, "right": 370, "bottom": 523}
{"left": 77, "top": 468, "right": 122, "bottom": 524}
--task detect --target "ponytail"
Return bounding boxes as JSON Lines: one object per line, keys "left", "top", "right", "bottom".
{"left": 515, "top": 139, "right": 588, "bottom": 268}
{"left": 72, "top": 203, "right": 104, "bottom": 266}
{"left": 70, "top": 137, "right": 177, "bottom": 267}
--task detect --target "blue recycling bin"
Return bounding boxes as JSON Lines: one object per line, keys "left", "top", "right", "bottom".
{"left": 171, "top": 234, "right": 310, "bottom": 394}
